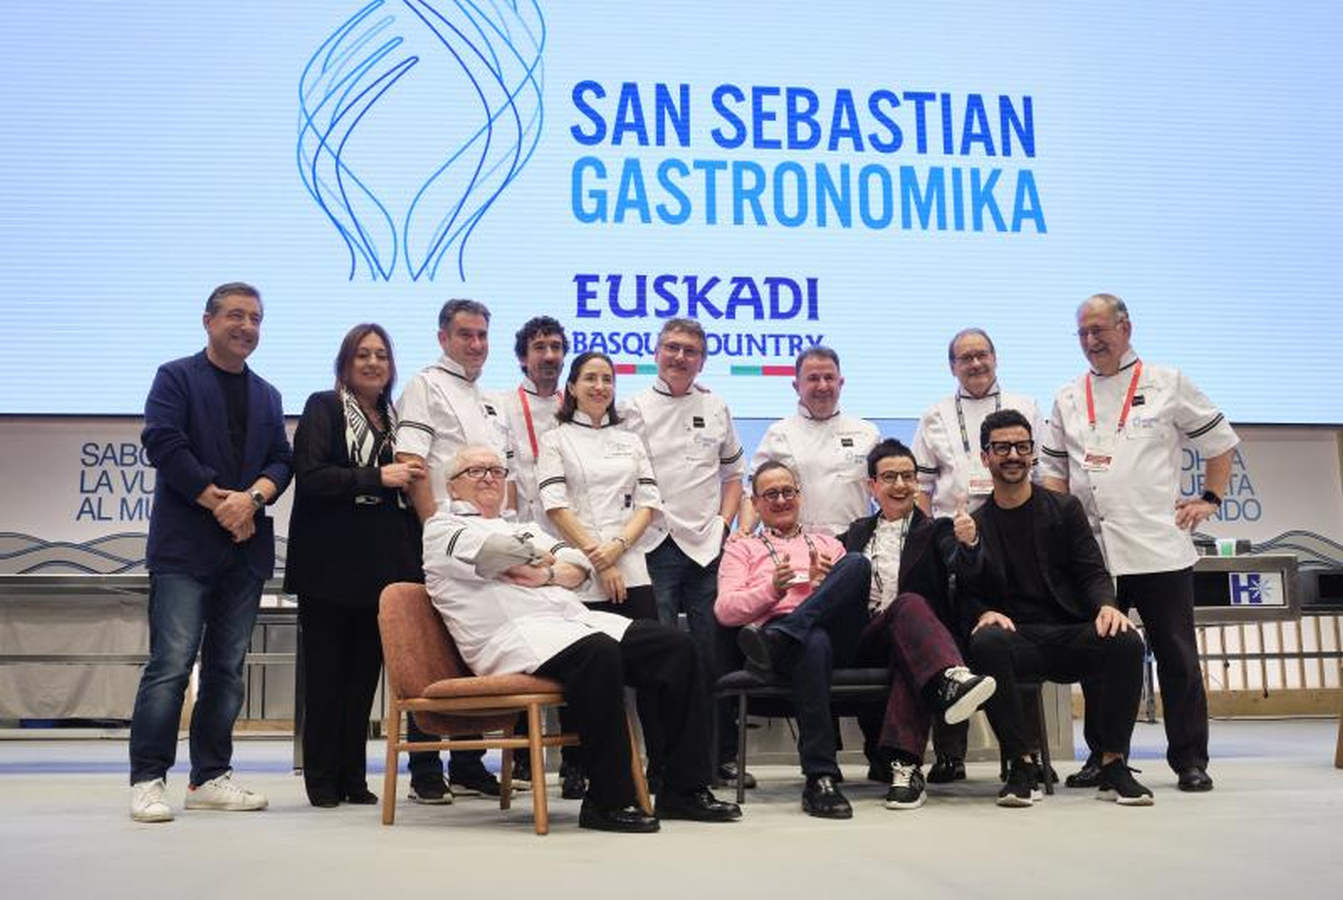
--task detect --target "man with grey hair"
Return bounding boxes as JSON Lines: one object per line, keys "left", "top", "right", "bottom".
{"left": 422, "top": 445, "right": 742, "bottom": 831}
{"left": 909, "top": 326, "right": 1040, "bottom": 784}
{"left": 394, "top": 298, "right": 515, "bottom": 802}
{"left": 739, "top": 345, "right": 880, "bottom": 537}
{"left": 622, "top": 317, "right": 747, "bottom": 786}
{"left": 1041, "top": 293, "right": 1237, "bottom": 793}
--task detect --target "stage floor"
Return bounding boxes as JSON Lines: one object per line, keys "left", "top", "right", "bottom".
{"left": 2, "top": 718, "right": 1340, "bottom": 899}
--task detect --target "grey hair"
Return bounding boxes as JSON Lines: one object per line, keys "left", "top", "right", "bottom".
{"left": 1080, "top": 293, "right": 1130, "bottom": 324}
{"left": 438, "top": 298, "right": 492, "bottom": 331}
{"left": 795, "top": 344, "right": 840, "bottom": 375}
{"left": 947, "top": 327, "right": 995, "bottom": 365}
{"left": 657, "top": 317, "right": 707, "bottom": 352}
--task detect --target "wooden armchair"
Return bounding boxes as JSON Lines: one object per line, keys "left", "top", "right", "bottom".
{"left": 377, "top": 582, "right": 651, "bottom": 834}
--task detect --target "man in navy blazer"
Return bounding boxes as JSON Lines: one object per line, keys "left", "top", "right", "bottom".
{"left": 129, "top": 282, "right": 292, "bottom": 823}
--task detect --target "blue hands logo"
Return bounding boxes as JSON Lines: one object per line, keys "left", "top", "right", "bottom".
{"left": 298, "top": 0, "right": 544, "bottom": 281}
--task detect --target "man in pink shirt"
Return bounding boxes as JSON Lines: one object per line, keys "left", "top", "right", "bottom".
{"left": 716, "top": 460, "right": 994, "bottom": 818}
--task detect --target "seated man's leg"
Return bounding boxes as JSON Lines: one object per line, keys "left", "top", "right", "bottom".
{"left": 766, "top": 554, "right": 871, "bottom": 649}
{"left": 535, "top": 632, "right": 655, "bottom": 831}
{"left": 619, "top": 621, "right": 741, "bottom": 822}
{"left": 969, "top": 623, "right": 1053, "bottom": 806}
{"left": 1046, "top": 623, "right": 1151, "bottom": 804}
{"left": 785, "top": 629, "right": 853, "bottom": 818}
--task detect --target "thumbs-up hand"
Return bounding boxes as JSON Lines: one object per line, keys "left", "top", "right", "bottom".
{"left": 808, "top": 544, "right": 833, "bottom": 587}
{"left": 772, "top": 554, "right": 795, "bottom": 598}
{"left": 953, "top": 494, "right": 978, "bottom": 546}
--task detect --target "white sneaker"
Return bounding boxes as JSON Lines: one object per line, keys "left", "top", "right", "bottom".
{"left": 130, "top": 778, "right": 173, "bottom": 822}
{"left": 184, "top": 770, "right": 268, "bottom": 811}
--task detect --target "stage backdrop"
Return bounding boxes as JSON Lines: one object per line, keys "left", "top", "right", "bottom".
{"left": 0, "top": 2, "right": 1341, "bottom": 422}
{"left": 1, "top": 418, "right": 1339, "bottom": 573}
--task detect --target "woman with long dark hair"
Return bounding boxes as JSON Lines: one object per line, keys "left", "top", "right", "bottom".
{"left": 285, "top": 323, "right": 425, "bottom": 807}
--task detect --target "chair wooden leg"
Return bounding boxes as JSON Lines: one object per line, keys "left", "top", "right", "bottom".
{"left": 626, "top": 706, "right": 653, "bottom": 815}
{"left": 500, "top": 738, "right": 513, "bottom": 811}
{"left": 1035, "top": 686, "right": 1054, "bottom": 796}
{"left": 382, "top": 701, "right": 401, "bottom": 825}
{"left": 736, "top": 693, "right": 748, "bottom": 805}
{"left": 527, "top": 702, "right": 549, "bottom": 835}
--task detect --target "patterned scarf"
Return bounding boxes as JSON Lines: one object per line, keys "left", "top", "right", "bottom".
{"left": 340, "top": 386, "right": 397, "bottom": 467}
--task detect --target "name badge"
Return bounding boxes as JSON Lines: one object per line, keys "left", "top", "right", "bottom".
{"left": 967, "top": 467, "right": 994, "bottom": 496}
{"left": 1082, "top": 432, "right": 1116, "bottom": 472}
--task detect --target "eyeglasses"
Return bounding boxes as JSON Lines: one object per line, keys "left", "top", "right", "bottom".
{"left": 660, "top": 340, "right": 703, "bottom": 359}
{"left": 874, "top": 470, "right": 918, "bottom": 485}
{"left": 759, "top": 487, "right": 799, "bottom": 502}
{"left": 985, "top": 440, "right": 1035, "bottom": 457}
{"left": 1076, "top": 325, "right": 1118, "bottom": 340}
{"left": 954, "top": 351, "right": 993, "bottom": 365}
{"left": 450, "top": 465, "right": 509, "bottom": 481}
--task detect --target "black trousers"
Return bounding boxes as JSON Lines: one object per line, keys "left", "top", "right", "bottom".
{"left": 1083, "top": 568, "right": 1209, "bottom": 771}
{"left": 970, "top": 621, "right": 1145, "bottom": 760}
{"left": 298, "top": 601, "right": 382, "bottom": 800}
{"left": 554, "top": 586, "right": 657, "bottom": 770}
{"left": 535, "top": 620, "right": 713, "bottom": 809}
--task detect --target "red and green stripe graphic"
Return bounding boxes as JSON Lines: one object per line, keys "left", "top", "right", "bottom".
{"left": 614, "top": 363, "right": 658, "bottom": 375}
{"left": 729, "top": 365, "right": 793, "bottom": 376}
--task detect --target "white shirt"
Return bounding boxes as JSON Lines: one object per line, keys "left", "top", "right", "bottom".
{"left": 1039, "top": 349, "right": 1239, "bottom": 576}
{"left": 749, "top": 406, "right": 879, "bottom": 536}
{"left": 621, "top": 378, "right": 746, "bottom": 567}
{"left": 395, "top": 354, "right": 514, "bottom": 508}
{"left": 865, "top": 514, "right": 910, "bottom": 614}
{"left": 911, "top": 383, "right": 1041, "bottom": 517}
{"left": 423, "top": 502, "right": 630, "bottom": 675}
{"left": 537, "top": 412, "right": 664, "bottom": 589}
{"left": 488, "top": 378, "right": 562, "bottom": 525}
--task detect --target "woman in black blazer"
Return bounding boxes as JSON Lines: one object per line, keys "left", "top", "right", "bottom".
{"left": 284, "top": 323, "right": 426, "bottom": 807}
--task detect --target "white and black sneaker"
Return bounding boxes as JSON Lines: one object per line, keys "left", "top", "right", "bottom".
{"left": 997, "top": 758, "right": 1041, "bottom": 808}
{"left": 408, "top": 775, "right": 454, "bottom": 805}
{"left": 933, "top": 666, "right": 997, "bottom": 724}
{"left": 1096, "top": 759, "right": 1155, "bottom": 806}
{"left": 884, "top": 761, "right": 926, "bottom": 810}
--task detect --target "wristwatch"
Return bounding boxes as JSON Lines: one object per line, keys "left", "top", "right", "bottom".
{"left": 249, "top": 489, "right": 266, "bottom": 509}
{"left": 1199, "top": 489, "right": 1222, "bottom": 508}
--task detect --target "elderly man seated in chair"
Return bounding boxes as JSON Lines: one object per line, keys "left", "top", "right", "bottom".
{"left": 715, "top": 458, "right": 995, "bottom": 818}
{"left": 422, "top": 445, "right": 741, "bottom": 833}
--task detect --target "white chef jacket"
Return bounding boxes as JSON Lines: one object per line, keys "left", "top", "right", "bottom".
{"left": 749, "top": 405, "right": 879, "bottom": 536}
{"left": 621, "top": 378, "right": 746, "bottom": 567}
{"left": 488, "top": 377, "right": 562, "bottom": 525}
{"left": 536, "top": 411, "right": 664, "bottom": 589}
{"left": 423, "top": 501, "right": 631, "bottom": 676}
{"left": 395, "top": 355, "right": 514, "bottom": 508}
{"left": 1039, "top": 349, "right": 1239, "bottom": 576}
{"left": 911, "top": 383, "right": 1041, "bottom": 518}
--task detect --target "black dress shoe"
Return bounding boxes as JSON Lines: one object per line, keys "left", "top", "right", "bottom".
{"left": 578, "top": 799, "right": 660, "bottom": 833}
{"left": 654, "top": 787, "right": 743, "bottom": 822}
{"left": 309, "top": 793, "right": 340, "bottom": 808}
{"left": 715, "top": 761, "right": 757, "bottom": 790}
{"left": 1065, "top": 758, "right": 1104, "bottom": 788}
{"left": 801, "top": 775, "right": 852, "bottom": 819}
{"left": 343, "top": 786, "right": 378, "bottom": 805}
{"left": 926, "top": 755, "right": 966, "bottom": 783}
{"left": 560, "top": 763, "right": 587, "bottom": 800}
{"left": 1177, "top": 766, "right": 1214, "bottom": 792}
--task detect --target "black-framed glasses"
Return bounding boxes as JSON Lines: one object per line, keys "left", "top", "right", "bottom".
{"left": 954, "top": 350, "right": 993, "bottom": 365}
{"left": 875, "top": 470, "right": 918, "bottom": 485}
{"left": 759, "top": 487, "right": 800, "bottom": 502}
{"left": 985, "top": 440, "right": 1035, "bottom": 457}
{"left": 450, "top": 465, "right": 509, "bottom": 481}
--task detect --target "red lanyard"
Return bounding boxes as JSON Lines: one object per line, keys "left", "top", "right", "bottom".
{"left": 517, "top": 386, "right": 560, "bottom": 459}
{"left": 1085, "top": 361, "right": 1142, "bottom": 432}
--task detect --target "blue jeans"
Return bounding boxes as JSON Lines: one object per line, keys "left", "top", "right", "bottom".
{"left": 129, "top": 557, "right": 263, "bottom": 785}
{"left": 767, "top": 553, "right": 871, "bottom": 776}
{"left": 646, "top": 536, "right": 735, "bottom": 760}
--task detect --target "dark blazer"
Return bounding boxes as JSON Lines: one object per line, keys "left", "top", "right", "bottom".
{"left": 283, "top": 391, "right": 423, "bottom": 606}
{"left": 960, "top": 487, "right": 1115, "bottom": 636}
{"left": 142, "top": 351, "right": 292, "bottom": 578}
{"left": 839, "top": 506, "right": 972, "bottom": 628}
